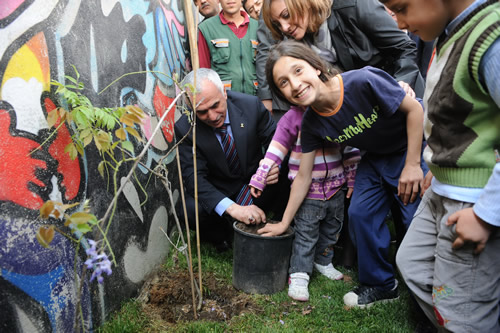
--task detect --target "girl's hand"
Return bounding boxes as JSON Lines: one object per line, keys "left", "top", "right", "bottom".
{"left": 346, "top": 187, "right": 354, "bottom": 199}
{"left": 266, "top": 164, "right": 280, "bottom": 185}
{"left": 257, "top": 221, "right": 288, "bottom": 237}
{"left": 398, "top": 164, "right": 424, "bottom": 205}
{"left": 250, "top": 186, "right": 262, "bottom": 198}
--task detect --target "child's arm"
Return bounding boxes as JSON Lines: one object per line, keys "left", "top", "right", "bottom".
{"left": 397, "top": 95, "right": 424, "bottom": 205}
{"left": 257, "top": 151, "right": 315, "bottom": 237}
{"left": 445, "top": 43, "right": 500, "bottom": 252}
{"left": 250, "top": 109, "right": 300, "bottom": 197}
{"left": 250, "top": 139, "right": 290, "bottom": 197}
{"left": 342, "top": 146, "right": 361, "bottom": 198}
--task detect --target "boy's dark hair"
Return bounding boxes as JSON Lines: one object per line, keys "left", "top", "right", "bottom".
{"left": 265, "top": 40, "right": 340, "bottom": 100}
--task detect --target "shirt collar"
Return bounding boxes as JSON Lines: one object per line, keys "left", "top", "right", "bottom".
{"left": 219, "top": 10, "right": 249, "bottom": 26}
{"left": 445, "top": 0, "right": 487, "bottom": 36}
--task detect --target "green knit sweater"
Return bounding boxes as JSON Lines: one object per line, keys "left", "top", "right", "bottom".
{"left": 423, "top": 0, "right": 500, "bottom": 187}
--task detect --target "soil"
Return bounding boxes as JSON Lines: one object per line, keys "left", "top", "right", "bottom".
{"left": 234, "top": 220, "right": 294, "bottom": 237}
{"left": 138, "top": 269, "right": 261, "bottom": 324}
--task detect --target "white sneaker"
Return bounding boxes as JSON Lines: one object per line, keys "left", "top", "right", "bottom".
{"left": 288, "top": 272, "right": 310, "bottom": 301}
{"left": 313, "top": 262, "right": 344, "bottom": 280}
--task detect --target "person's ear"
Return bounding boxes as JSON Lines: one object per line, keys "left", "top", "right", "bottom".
{"left": 316, "top": 69, "right": 321, "bottom": 76}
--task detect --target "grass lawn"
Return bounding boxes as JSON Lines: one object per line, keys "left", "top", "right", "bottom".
{"left": 100, "top": 232, "right": 419, "bottom": 332}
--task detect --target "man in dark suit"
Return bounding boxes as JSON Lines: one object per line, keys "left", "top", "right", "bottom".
{"left": 175, "top": 68, "right": 288, "bottom": 250}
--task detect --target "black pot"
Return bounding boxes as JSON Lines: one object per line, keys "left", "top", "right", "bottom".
{"left": 232, "top": 221, "right": 294, "bottom": 294}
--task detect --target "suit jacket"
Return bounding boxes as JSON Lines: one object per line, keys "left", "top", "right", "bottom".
{"left": 175, "top": 90, "right": 276, "bottom": 214}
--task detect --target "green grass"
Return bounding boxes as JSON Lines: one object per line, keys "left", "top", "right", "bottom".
{"left": 100, "top": 231, "right": 417, "bottom": 332}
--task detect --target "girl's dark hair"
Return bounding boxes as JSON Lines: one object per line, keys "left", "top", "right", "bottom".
{"left": 265, "top": 40, "right": 339, "bottom": 100}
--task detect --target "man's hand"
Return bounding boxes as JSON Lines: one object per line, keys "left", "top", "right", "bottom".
{"left": 398, "top": 81, "right": 416, "bottom": 98}
{"left": 398, "top": 164, "right": 424, "bottom": 205}
{"left": 257, "top": 221, "right": 288, "bottom": 237}
{"left": 226, "top": 203, "right": 266, "bottom": 225}
{"left": 421, "top": 170, "right": 433, "bottom": 197}
{"left": 447, "top": 208, "right": 493, "bottom": 254}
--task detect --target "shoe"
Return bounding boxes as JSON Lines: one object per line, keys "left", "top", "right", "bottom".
{"left": 344, "top": 281, "right": 399, "bottom": 308}
{"left": 313, "top": 262, "right": 344, "bottom": 280}
{"left": 288, "top": 272, "right": 310, "bottom": 301}
{"left": 213, "top": 240, "right": 231, "bottom": 253}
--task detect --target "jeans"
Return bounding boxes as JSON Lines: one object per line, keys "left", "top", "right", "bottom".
{"left": 289, "top": 190, "right": 344, "bottom": 275}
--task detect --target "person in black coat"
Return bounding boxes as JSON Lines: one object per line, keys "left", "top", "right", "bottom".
{"left": 175, "top": 68, "right": 289, "bottom": 250}
{"left": 256, "top": 0, "right": 425, "bottom": 115}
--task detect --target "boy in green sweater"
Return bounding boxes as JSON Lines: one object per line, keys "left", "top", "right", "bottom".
{"left": 381, "top": 0, "right": 500, "bottom": 331}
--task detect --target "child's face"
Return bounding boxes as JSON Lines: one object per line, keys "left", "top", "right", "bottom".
{"left": 273, "top": 56, "right": 322, "bottom": 106}
{"left": 384, "top": 0, "right": 449, "bottom": 41}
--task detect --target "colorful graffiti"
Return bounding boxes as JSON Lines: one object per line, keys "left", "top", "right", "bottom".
{"left": 0, "top": 0, "right": 188, "bottom": 331}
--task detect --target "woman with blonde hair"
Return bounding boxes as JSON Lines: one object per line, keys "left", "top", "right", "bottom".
{"left": 255, "top": 0, "right": 424, "bottom": 113}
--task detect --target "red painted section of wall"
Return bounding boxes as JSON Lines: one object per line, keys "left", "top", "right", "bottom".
{"left": 153, "top": 85, "right": 175, "bottom": 143}
{"left": 44, "top": 98, "right": 81, "bottom": 201}
{"left": 0, "top": 109, "right": 47, "bottom": 209}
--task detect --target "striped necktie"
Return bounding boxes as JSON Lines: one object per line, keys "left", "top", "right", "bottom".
{"left": 217, "top": 124, "right": 252, "bottom": 206}
{"left": 217, "top": 124, "right": 241, "bottom": 174}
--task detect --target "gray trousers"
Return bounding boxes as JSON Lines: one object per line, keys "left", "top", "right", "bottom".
{"left": 396, "top": 189, "right": 500, "bottom": 332}
{"left": 289, "top": 190, "right": 344, "bottom": 275}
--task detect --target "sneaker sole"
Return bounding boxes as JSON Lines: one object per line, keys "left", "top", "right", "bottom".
{"left": 346, "top": 295, "right": 400, "bottom": 309}
{"left": 313, "top": 266, "right": 344, "bottom": 281}
{"left": 288, "top": 293, "right": 309, "bottom": 302}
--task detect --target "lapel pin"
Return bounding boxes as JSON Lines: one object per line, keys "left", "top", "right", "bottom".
{"left": 240, "top": 123, "right": 244, "bottom": 128}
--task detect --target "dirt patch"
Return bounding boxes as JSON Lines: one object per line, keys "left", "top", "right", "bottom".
{"left": 138, "top": 269, "right": 260, "bottom": 324}
{"left": 234, "top": 220, "right": 293, "bottom": 236}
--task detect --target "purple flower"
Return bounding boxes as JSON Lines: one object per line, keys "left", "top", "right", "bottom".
{"left": 279, "top": 320, "right": 285, "bottom": 325}
{"left": 85, "top": 239, "right": 112, "bottom": 284}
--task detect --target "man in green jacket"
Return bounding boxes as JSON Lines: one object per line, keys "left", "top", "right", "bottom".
{"left": 198, "top": 0, "right": 259, "bottom": 95}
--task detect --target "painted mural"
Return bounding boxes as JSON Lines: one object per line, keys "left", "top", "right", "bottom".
{"left": 0, "top": 0, "right": 189, "bottom": 331}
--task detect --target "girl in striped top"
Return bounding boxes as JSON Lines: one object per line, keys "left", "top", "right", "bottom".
{"left": 249, "top": 105, "right": 360, "bottom": 301}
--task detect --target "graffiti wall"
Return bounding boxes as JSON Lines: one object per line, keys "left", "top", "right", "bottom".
{"left": 0, "top": 0, "right": 189, "bottom": 331}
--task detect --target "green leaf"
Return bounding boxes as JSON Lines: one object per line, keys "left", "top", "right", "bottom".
{"left": 75, "top": 142, "right": 84, "bottom": 156}
{"left": 71, "top": 64, "right": 80, "bottom": 81}
{"left": 73, "top": 110, "right": 86, "bottom": 126}
{"left": 64, "top": 143, "right": 78, "bottom": 160}
{"left": 98, "top": 161, "right": 105, "bottom": 178}
{"left": 64, "top": 75, "right": 78, "bottom": 84}
{"left": 76, "top": 223, "right": 92, "bottom": 234}
{"left": 121, "top": 140, "right": 134, "bottom": 153}
{"left": 88, "top": 216, "right": 99, "bottom": 226}
{"left": 94, "top": 131, "right": 111, "bottom": 151}
{"left": 68, "top": 211, "right": 94, "bottom": 225}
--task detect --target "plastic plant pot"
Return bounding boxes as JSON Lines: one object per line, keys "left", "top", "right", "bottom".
{"left": 232, "top": 221, "right": 294, "bottom": 294}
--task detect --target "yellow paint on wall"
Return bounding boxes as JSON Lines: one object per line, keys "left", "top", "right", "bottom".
{"left": 1, "top": 43, "right": 49, "bottom": 97}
